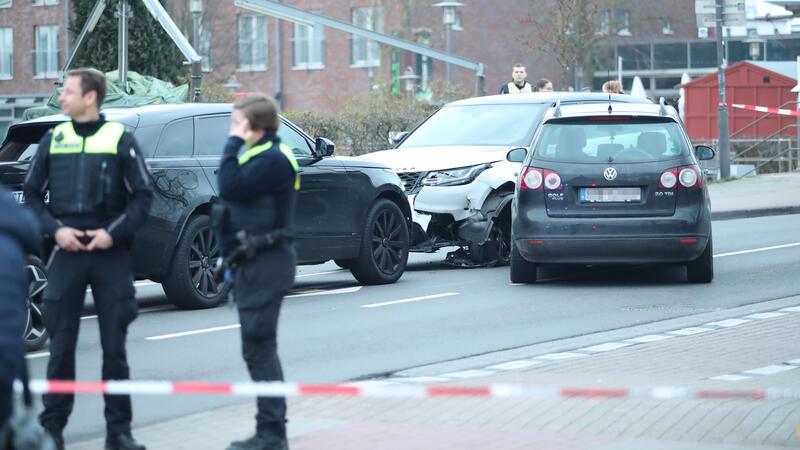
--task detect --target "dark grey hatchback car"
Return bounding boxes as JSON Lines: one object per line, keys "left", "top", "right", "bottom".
{"left": 509, "top": 101, "right": 716, "bottom": 284}
{"left": 0, "top": 104, "right": 411, "bottom": 312}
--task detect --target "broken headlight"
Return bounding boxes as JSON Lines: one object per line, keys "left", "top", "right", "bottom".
{"left": 421, "top": 163, "right": 491, "bottom": 187}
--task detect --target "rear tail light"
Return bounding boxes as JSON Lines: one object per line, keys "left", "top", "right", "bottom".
{"left": 659, "top": 168, "right": 678, "bottom": 189}
{"left": 543, "top": 170, "right": 563, "bottom": 190}
{"left": 659, "top": 165, "right": 702, "bottom": 189}
{"left": 520, "top": 168, "right": 543, "bottom": 190}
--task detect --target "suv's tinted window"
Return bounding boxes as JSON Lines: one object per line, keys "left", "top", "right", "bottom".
{"left": 156, "top": 119, "right": 193, "bottom": 158}
{"left": 534, "top": 120, "right": 686, "bottom": 163}
{"left": 133, "top": 126, "right": 160, "bottom": 158}
{"left": 278, "top": 123, "right": 313, "bottom": 157}
{"left": 195, "top": 115, "right": 230, "bottom": 156}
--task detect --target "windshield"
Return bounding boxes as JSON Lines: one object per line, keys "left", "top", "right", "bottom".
{"left": 399, "top": 104, "right": 546, "bottom": 148}
{"left": 533, "top": 119, "right": 687, "bottom": 163}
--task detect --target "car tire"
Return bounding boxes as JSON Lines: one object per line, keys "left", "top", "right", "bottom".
{"left": 350, "top": 199, "right": 409, "bottom": 285}
{"left": 686, "top": 238, "right": 713, "bottom": 283}
{"left": 162, "top": 215, "right": 229, "bottom": 309}
{"left": 334, "top": 259, "right": 354, "bottom": 270}
{"left": 510, "top": 241, "right": 538, "bottom": 284}
{"left": 25, "top": 256, "right": 49, "bottom": 352}
{"left": 469, "top": 205, "right": 512, "bottom": 266}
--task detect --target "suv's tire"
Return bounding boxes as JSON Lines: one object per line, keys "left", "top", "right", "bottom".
{"left": 510, "top": 241, "right": 538, "bottom": 284}
{"left": 25, "top": 256, "right": 49, "bottom": 352}
{"left": 162, "top": 215, "right": 229, "bottom": 309}
{"left": 350, "top": 199, "right": 409, "bottom": 285}
{"left": 686, "top": 238, "right": 713, "bottom": 283}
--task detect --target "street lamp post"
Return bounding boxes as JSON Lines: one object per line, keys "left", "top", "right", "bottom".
{"left": 715, "top": 0, "right": 731, "bottom": 180}
{"left": 398, "top": 66, "right": 421, "bottom": 97}
{"left": 433, "top": 1, "right": 462, "bottom": 87}
{"left": 189, "top": 0, "right": 203, "bottom": 102}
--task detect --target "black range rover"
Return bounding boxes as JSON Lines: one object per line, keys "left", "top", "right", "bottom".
{"left": 1, "top": 104, "right": 411, "bottom": 310}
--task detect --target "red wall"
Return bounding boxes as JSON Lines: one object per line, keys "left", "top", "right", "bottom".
{"left": 684, "top": 62, "right": 797, "bottom": 140}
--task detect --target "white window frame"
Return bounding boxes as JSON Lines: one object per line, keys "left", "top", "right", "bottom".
{"left": 292, "top": 20, "right": 325, "bottom": 70}
{"left": 615, "top": 9, "right": 631, "bottom": 36}
{"left": 34, "top": 25, "right": 59, "bottom": 79}
{"left": 662, "top": 17, "right": 674, "bottom": 35}
{"left": 0, "top": 28, "right": 12, "bottom": 80}
{"left": 33, "top": 0, "right": 59, "bottom": 5}
{"left": 351, "top": 7, "right": 383, "bottom": 68}
{"left": 595, "top": 10, "right": 610, "bottom": 36}
{"left": 237, "top": 15, "right": 267, "bottom": 72}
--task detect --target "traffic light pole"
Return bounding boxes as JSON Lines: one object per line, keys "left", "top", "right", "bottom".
{"left": 716, "top": 0, "right": 731, "bottom": 180}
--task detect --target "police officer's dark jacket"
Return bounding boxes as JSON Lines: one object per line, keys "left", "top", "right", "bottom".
{"left": 216, "top": 134, "right": 299, "bottom": 256}
{"left": 23, "top": 115, "right": 154, "bottom": 246}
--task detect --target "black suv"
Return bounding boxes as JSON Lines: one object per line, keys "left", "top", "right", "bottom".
{"left": 1, "top": 104, "right": 411, "bottom": 311}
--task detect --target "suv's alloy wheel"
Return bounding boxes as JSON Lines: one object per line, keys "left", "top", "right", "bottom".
{"left": 350, "top": 199, "right": 409, "bottom": 285}
{"left": 25, "top": 256, "right": 49, "bottom": 352}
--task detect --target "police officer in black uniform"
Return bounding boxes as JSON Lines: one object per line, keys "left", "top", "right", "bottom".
{"left": 214, "top": 94, "right": 299, "bottom": 450}
{"left": 23, "top": 68, "right": 152, "bottom": 450}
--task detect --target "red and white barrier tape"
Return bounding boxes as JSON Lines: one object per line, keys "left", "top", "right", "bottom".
{"left": 14, "top": 380, "right": 800, "bottom": 401}
{"left": 731, "top": 103, "right": 800, "bottom": 116}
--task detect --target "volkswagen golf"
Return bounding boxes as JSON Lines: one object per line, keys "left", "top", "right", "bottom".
{"left": 508, "top": 100, "right": 716, "bottom": 284}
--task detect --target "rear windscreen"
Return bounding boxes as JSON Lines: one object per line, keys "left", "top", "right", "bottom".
{"left": 533, "top": 119, "right": 687, "bottom": 163}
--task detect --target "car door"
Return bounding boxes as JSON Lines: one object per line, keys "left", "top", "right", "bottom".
{"left": 278, "top": 122, "right": 356, "bottom": 262}
{"left": 192, "top": 114, "right": 231, "bottom": 193}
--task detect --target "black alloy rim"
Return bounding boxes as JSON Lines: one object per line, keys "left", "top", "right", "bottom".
{"left": 189, "top": 227, "right": 222, "bottom": 298}
{"left": 371, "top": 210, "right": 405, "bottom": 274}
{"left": 26, "top": 264, "right": 47, "bottom": 344}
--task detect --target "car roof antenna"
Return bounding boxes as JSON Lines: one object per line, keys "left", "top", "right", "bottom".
{"left": 607, "top": 69, "right": 613, "bottom": 114}
{"left": 553, "top": 99, "right": 562, "bottom": 117}
{"left": 659, "top": 97, "right": 668, "bottom": 116}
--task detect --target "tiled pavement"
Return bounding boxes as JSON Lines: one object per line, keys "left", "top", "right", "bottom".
{"left": 68, "top": 298, "right": 800, "bottom": 450}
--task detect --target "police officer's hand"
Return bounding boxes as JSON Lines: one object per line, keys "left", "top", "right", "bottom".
{"left": 54, "top": 227, "right": 87, "bottom": 252}
{"left": 229, "top": 118, "right": 254, "bottom": 142}
{"left": 85, "top": 228, "right": 114, "bottom": 251}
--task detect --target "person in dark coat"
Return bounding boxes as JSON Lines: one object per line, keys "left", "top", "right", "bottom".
{"left": 0, "top": 187, "right": 41, "bottom": 437}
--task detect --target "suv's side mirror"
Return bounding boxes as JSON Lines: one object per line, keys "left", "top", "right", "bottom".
{"left": 315, "top": 137, "right": 335, "bottom": 157}
{"left": 390, "top": 131, "right": 409, "bottom": 147}
{"left": 506, "top": 147, "right": 528, "bottom": 163}
{"left": 694, "top": 145, "right": 715, "bottom": 161}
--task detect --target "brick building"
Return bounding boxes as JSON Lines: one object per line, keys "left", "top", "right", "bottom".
{"left": 3, "top": 0, "right": 800, "bottom": 140}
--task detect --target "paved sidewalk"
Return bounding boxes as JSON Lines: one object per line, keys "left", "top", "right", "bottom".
{"left": 68, "top": 299, "right": 800, "bottom": 450}
{"left": 708, "top": 172, "right": 800, "bottom": 220}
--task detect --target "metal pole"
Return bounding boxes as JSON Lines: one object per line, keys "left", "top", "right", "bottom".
{"left": 64, "top": 0, "right": 71, "bottom": 69}
{"left": 445, "top": 24, "right": 452, "bottom": 86}
{"left": 796, "top": 56, "right": 799, "bottom": 171}
{"left": 118, "top": 0, "right": 129, "bottom": 89}
{"left": 617, "top": 56, "right": 622, "bottom": 83}
{"left": 716, "top": 0, "right": 731, "bottom": 180}
{"left": 190, "top": 60, "right": 202, "bottom": 102}
{"left": 192, "top": 12, "right": 201, "bottom": 51}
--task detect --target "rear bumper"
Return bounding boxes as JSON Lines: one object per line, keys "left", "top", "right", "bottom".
{"left": 515, "top": 235, "right": 709, "bottom": 264}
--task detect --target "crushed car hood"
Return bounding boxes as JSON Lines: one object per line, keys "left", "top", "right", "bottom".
{"left": 357, "top": 146, "right": 512, "bottom": 172}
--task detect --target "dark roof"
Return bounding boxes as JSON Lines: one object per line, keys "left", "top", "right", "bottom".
{"left": 21, "top": 103, "right": 234, "bottom": 128}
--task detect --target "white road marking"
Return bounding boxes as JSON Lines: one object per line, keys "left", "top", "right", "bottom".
{"left": 86, "top": 280, "right": 158, "bottom": 294}
{"left": 25, "top": 352, "right": 50, "bottom": 360}
{"left": 360, "top": 293, "right": 459, "bottom": 308}
{"left": 487, "top": 360, "right": 542, "bottom": 371}
{"left": 145, "top": 324, "right": 241, "bottom": 341}
{"left": 287, "top": 286, "right": 361, "bottom": 299}
{"left": 535, "top": 352, "right": 588, "bottom": 361}
{"left": 295, "top": 270, "right": 344, "bottom": 278}
{"left": 667, "top": 327, "right": 713, "bottom": 336}
{"left": 579, "top": 342, "right": 635, "bottom": 353}
{"left": 742, "top": 365, "right": 797, "bottom": 376}
{"left": 780, "top": 306, "right": 800, "bottom": 313}
{"left": 81, "top": 305, "right": 174, "bottom": 321}
{"left": 786, "top": 359, "right": 800, "bottom": 365}
{"left": 624, "top": 334, "right": 675, "bottom": 343}
{"left": 714, "top": 242, "right": 800, "bottom": 258}
{"left": 744, "top": 312, "right": 788, "bottom": 320}
{"left": 705, "top": 318, "right": 751, "bottom": 328}
{"left": 439, "top": 370, "right": 495, "bottom": 379}
{"left": 711, "top": 374, "right": 751, "bottom": 382}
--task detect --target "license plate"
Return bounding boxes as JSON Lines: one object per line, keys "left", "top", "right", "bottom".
{"left": 580, "top": 187, "right": 641, "bottom": 203}
{"left": 12, "top": 190, "right": 49, "bottom": 204}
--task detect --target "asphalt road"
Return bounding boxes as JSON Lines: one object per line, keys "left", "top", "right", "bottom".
{"left": 24, "top": 214, "right": 800, "bottom": 444}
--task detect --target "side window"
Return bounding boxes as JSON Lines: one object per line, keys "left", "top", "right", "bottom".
{"left": 194, "top": 115, "right": 231, "bottom": 156}
{"left": 155, "top": 119, "right": 193, "bottom": 158}
{"left": 133, "top": 125, "right": 160, "bottom": 158}
{"left": 277, "top": 123, "right": 313, "bottom": 157}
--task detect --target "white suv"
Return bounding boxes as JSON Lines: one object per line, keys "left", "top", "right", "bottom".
{"left": 358, "top": 92, "right": 650, "bottom": 266}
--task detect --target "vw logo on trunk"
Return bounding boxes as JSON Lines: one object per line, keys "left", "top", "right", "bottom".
{"left": 603, "top": 167, "right": 618, "bottom": 181}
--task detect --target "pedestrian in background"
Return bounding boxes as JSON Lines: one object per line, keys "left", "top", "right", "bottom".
{"left": 499, "top": 63, "right": 533, "bottom": 94}
{"left": 602, "top": 80, "right": 625, "bottom": 94}
{"left": 0, "top": 188, "right": 41, "bottom": 446}
{"left": 214, "top": 94, "right": 300, "bottom": 450}
{"left": 534, "top": 79, "right": 554, "bottom": 92}
{"left": 23, "top": 68, "right": 153, "bottom": 450}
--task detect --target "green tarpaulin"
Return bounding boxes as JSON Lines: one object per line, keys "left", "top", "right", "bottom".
{"left": 22, "top": 70, "right": 188, "bottom": 121}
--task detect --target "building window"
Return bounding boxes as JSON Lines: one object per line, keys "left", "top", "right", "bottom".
{"left": 351, "top": 6, "right": 383, "bottom": 67}
{"left": 293, "top": 20, "right": 325, "bottom": 69}
{"left": 199, "top": 20, "right": 212, "bottom": 72}
{"left": 35, "top": 26, "right": 59, "bottom": 78}
{"left": 662, "top": 17, "right": 673, "bottom": 35}
{"left": 33, "top": 0, "right": 59, "bottom": 5}
{"left": 0, "top": 28, "right": 11, "bottom": 79}
{"left": 615, "top": 9, "right": 631, "bottom": 36}
{"left": 595, "top": 10, "right": 610, "bottom": 35}
{"left": 238, "top": 15, "right": 267, "bottom": 71}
